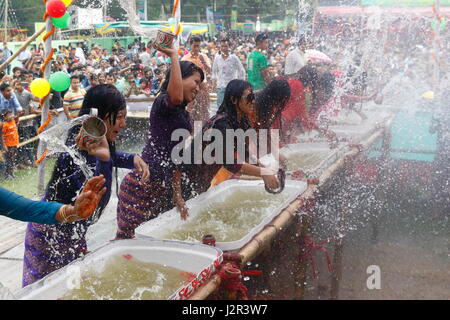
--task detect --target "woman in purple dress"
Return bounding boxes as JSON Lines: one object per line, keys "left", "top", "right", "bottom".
{"left": 116, "top": 45, "right": 205, "bottom": 239}
{"left": 116, "top": 53, "right": 282, "bottom": 238}
{"left": 22, "top": 84, "right": 149, "bottom": 287}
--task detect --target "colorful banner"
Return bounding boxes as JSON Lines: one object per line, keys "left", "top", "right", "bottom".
{"left": 361, "top": 0, "right": 450, "bottom": 6}
{"left": 231, "top": 10, "right": 237, "bottom": 30}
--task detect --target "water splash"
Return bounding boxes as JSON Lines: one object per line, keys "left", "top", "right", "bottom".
{"left": 38, "top": 115, "right": 93, "bottom": 179}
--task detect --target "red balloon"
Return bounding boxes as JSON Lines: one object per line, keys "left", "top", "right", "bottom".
{"left": 46, "top": 0, "right": 67, "bottom": 19}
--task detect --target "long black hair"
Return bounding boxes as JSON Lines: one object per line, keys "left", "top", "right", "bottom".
{"left": 217, "top": 79, "right": 253, "bottom": 125}
{"left": 78, "top": 84, "right": 126, "bottom": 124}
{"left": 53, "top": 85, "right": 127, "bottom": 203}
{"left": 295, "top": 65, "right": 335, "bottom": 113}
{"left": 159, "top": 61, "right": 205, "bottom": 99}
{"left": 255, "top": 79, "right": 291, "bottom": 129}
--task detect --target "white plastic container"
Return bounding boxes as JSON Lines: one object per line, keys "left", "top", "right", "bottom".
{"left": 330, "top": 109, "right": 391, "bottom": 143}
{"left": 15, "top": 239, "right": 223, "bottom": 300}
{"left": 136, "top": 179, "right": 307, "bottom": 252}
{"left": 281, "top": 142, "right": 347, "bottom": 176}
{"left": 329, "top": 123, "right": 376, "bottom": 143}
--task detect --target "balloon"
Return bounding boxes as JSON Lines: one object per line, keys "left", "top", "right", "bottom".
{"left": 62, "top": 0, "right": 73, "bottom": 6}
{"left": 421, "top": 91, "right": 434, "bottom": 100}
{"left": 49, "top": 72, "right": 71, "bottom": 92}
{"left": 46, "top": 0, "right": 67, "bottom": 19}
{"left": 30, "top": 79, "right": 51, "bottom": 98}
{"left": 52, "top": 12, "right": 71, "bottom": 29}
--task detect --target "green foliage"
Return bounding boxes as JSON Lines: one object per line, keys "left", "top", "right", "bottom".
{"left": 10, "top": 0, "right": 46, "bottom": 29}
{"left": 10, "top": 0, "right": 313, "bottom": 31}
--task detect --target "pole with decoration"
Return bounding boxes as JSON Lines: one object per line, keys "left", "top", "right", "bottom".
{"left": 172, "top": 0, "right": 181, "bottom": 50}
{"left": 35, "top": 0, "right": 73, "bottom": 195}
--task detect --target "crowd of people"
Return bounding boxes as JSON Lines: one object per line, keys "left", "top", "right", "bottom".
{"left": 1, "top": 16, "right": 447, "bottom": 180}
{"left": 0, "top": 13, "right": 449, "bottom": 291}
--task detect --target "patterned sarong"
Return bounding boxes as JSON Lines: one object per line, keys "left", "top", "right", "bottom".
{"left": 116, "top": 170, "right": 174, "bottom": 240}
{"left": 22, "top": 220, "right": 89, "bottom": 287}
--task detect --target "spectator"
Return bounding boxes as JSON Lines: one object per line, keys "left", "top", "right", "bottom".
{"left": 124, "top": 73, "right": 139, "bottom": 98}
{"left": 182, "top": 36, "right": 212, "bottom": 124}
{"left": 139, "top": 46, "right": 152, "bottom": 67}
{"left": 12, "top": 67, "right": 22, "bottom": 80}
{"left": 1, "top": 109, "right": 20, "bottom": 179}
{"left": 247, "top": 33, "right": 271, "bottom": 90}
{"left": 211, "top": 38, "right": 246, "bottom": 107}
{"left": 17, "top": 47, "right": 32, "bottom": 69}
{"left": 285, "top": 36, "right": 308, "bottom": 75}
{"left": 125, "top": 44, "right": 135, "bottom": 60}
{"left": 151, "top": 68, "right": 164, "bottom": 96}
{"left": 138, "top": 79, "right": 151, "bottom": 97}
{"left": 14, "top": 81, "right": 39, "bottom": 167}
{"left": 0, "top": 82, "right": 23, "bottom": 116}
{"left": 63, "top": 75, "right": 86, "bottom": 120}
{"left": 0, "top": 43, "right": 13, "bottom": 74}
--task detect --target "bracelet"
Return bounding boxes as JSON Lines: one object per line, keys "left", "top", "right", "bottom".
{"left": 59, "top": 205, "right": 79, "bottom": 223}
{"left": 59, "top": 205, "right": 69, "bottom": 223}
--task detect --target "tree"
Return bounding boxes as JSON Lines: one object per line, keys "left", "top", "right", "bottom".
{"left": 10, "top": 0, "right": 46, "bottom": 32}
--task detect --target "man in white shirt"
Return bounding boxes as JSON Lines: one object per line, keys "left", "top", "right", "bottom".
{"left": 139, "top": 47, "right": 151, "bottom": 67}
{"left": 17, "top": 48, "right": 31, "bottom": 69}
{"left": 284, "top": 36, "right": 308, "bottom": 75}
{"left": 211, "top": 39, "right": 246, "bottom": 107}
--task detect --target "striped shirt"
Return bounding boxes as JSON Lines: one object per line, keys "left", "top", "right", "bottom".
{"left": 63, "top": 88, "right": 86, "bottom": 112}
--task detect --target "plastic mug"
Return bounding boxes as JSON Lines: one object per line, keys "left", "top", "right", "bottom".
{"left": 265, "top": 168, "right": 286, "bottom": 194}
{"left": 155, "top": 30, "right": 176, "bottom": 49}
{"left": 80, "top": 116, "right": 107, "bottom": 145}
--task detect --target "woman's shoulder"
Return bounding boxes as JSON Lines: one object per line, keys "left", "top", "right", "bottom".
{"left": 205, "top": 113, "right": 234, "bottom": 131}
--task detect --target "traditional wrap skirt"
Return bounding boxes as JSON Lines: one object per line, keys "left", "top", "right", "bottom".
{"left": 116, "top": 170, "right": 174, "bottom": 240}
{"left": 22, "top": 220, "right": 90, "bottom": 287}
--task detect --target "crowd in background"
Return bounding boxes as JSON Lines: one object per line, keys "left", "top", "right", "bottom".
{"left": 0, "top": 17, "right": 449, "bottom": 181}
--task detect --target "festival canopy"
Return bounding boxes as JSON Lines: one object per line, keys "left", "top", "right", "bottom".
{"left": 318, "top": 6, "right": 450, "bottom": 17}
{"left": 93, "top": 21, "right": 208, "bottom": 35}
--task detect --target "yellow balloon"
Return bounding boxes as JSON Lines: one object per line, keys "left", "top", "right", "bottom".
{"left": 30, "top": 78, "right": 51, "bottom": 98}
{"left": 62, "top": 0, "right": 73, "bottom": 6}
{"left": 421, "top": 91, "right": 434, "bottom": 100}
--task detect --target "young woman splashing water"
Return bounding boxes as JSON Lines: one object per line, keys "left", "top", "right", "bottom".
{"left": 115, "top": 45, "right": 204, "bottom": 240}
{"left": 22, "top": 85, "right": 149, "bottom": 287}
{"left": 179, "top": 79, "right": 283, "bottom": 215}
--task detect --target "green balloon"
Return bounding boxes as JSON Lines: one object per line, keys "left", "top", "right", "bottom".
{"left": 49, "top": 72, "right": 71, "bottom": 92}
{"left": 52, "top": 13, "right": 71, "bottom": 29}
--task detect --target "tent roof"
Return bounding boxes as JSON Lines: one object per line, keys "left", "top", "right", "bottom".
{"left": 318, "top": 6, "right": 450, "bottom": 16}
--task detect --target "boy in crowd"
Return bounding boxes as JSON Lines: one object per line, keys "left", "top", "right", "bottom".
{"left": 1, "top": 109, "right": 20, "bottom": 180}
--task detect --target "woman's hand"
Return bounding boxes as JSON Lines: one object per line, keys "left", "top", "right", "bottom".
{"left": 57, "top": 175, "right": 107, "bottom": 223}
{"left": 262, "top": 175, "right": 280, "bottom": 190}
{"left": 76, "top": 134, "right": 110, "bottom": 162}
{"left": 154, "top": 43, "right": 178, "bottom": 58}
{"left": 133, "top": 155, "right": 150, "bottom": 183}
{"left": 261, "top": 167, "right": 280, "bottom": 190}
{"left": 74, "top": 175, "right": 107, "bottom": 219}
